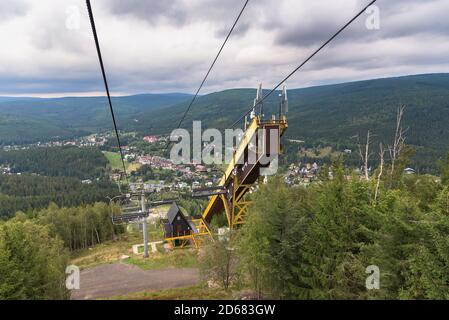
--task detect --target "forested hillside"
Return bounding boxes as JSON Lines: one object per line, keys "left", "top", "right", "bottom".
{"left": 0, "top": 146, "right": 122, "bottom": 219}
{"left": 0, "top": 113, "right": 81, "bottom": 145}
{"left": 1, "top": 74, "right": 449, "bottom": 171}
{"left": 0, "top": 203, "right": 124, "bottom": 299}
{"left": 135, "top": 73, "right": 449, "bottom": 171}
{"left": 0, "top": 93, "right": 191, "bottom": 144}
{"left": 200, "top": 153, "right": 449, "bottom": 300}
{"left": 0, "top": 175, "right": 119, "bottom": 219}
{"left": 0, "top": 146, "right": 108, "bottom": 179}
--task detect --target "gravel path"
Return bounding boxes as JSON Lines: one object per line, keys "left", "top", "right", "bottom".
{"left": 70, "top": 262, "right": 200, "bottom": 300}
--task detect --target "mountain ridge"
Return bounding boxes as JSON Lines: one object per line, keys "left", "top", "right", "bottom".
{"left": 1, "top": 73, "right": 449, "bottom": 172}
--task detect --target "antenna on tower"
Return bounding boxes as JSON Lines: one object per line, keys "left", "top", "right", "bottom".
{"left": 251, "top": 83, "right": 263, "bottom": 120}
{"left": 279, "top": 84, "right": 288, "bottom": 119}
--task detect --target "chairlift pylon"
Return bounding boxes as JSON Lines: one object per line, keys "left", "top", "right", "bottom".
{"left": 109, "top": 183, "right": 181, "bottom": 225}
{"left": 109, "top": 191, "right": 149, "bottom": 225}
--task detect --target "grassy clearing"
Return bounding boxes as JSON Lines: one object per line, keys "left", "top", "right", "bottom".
{"left": 125, "top": 249, "right": 199, "bottom": 270}
{"left": 107, "top": 284, "right": 233, "bottom": 300}
{"left": 127, "top": 162, "right": 141, "bottom": 172}
{"left": 299, "top": 146, "right": 342, "bottom": 159}
{"left": 70, "top": 221, "right": 197, "bottom": 271}
{"left": 70, "top": 222, "right": 162, "bottom": 269}
{"left": 137, "top": 242, "right": 164, "bottom": 254}
{"left": 70, "top": 233, "right": 141, "bottom": 270}
{"left": 71, "top": 235, "right": 198, "bottom": 271}
{"left": 104, "top": 151, "right": 123, "bottom": 170}
{"left": 103, "top": 151, "right": 141, "bottom": 172}
{"left": 138, "top": 221, "right": 165, "bottom": 242}
{"left": 152, "top": 204, "right": 171, "bottom": 214}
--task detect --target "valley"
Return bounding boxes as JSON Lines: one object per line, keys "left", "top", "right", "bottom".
{"left": 2, "top": 73, "right": 449, "bottom": 172}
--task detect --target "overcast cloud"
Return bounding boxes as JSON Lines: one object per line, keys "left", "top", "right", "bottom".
{"left": 0, "top": 0, "right": 448, "bottom": 97}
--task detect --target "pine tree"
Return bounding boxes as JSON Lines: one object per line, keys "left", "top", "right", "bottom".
{"left": 0, "top": 219, "right": 69, "bottom": 299}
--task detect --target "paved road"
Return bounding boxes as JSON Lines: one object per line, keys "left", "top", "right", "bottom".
{"left": 71, "top": 263, "right": 200, "bottom": 300}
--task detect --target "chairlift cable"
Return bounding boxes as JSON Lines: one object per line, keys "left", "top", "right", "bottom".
{"left": 86, "top": 0, "right": 128, "bottom": 180}
{"left": 164, "top": 0, "right": 250, "bottom": 151}
{"left": 230, "top": 0, "right": 377, "bottom": 128}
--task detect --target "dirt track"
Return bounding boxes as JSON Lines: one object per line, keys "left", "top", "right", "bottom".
{"left": 71, "top": 263, "right": 200, "bottom": 300}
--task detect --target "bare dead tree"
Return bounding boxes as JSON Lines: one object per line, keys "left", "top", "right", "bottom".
{"left": 356, "top": 131, "right": 372, "bottom": 180}
{"left": 364, "top": 131, "right": 371, "bottom": 180}
{"left": 389, "top": 105, "right": 407, "bottom": 178}
{"left": 374, "top": 143, "right": 385, "bottom": 203}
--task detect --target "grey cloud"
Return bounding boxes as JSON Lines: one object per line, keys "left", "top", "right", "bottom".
{"left": 274, "top": 0, "right": 449, "bottom": 48}
{"left": 0, "top": 75, "right": 101, "bottom": 95}
{"left": 105, "top": 0, "right": 270, "bottom": 38}
{"left": 0, "top": 0, "right": 28, "bottom": 20}
{"left": 292, "top": 31, "right": 449, "bottom": 75}
{"left": 1, "top": 0, "right": 449, "bottom": 96}
{"left": 214, "top": 22, "right": 251, "bottom": 38}
{"left": 28, "top": 4, "right": 92, "bottom": 54}
{"left": 107, "top": 0, "right": 187, "bottom": 25}
{"left": 276, "top": 17, "right": 348, "bottom": 47}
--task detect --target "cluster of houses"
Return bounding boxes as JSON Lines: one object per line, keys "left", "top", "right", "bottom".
{"left": 61, "top": 135, "right": 108, "bottom": 148}
{"left": 2, "top": 145, "right": 30, "bottom": 152}
{"left": 127, "top": 172, "right": 217, "bottom": 193}
{"left": 285, "top": 162, "right": 321, "bottom": 185}
{"left": 143, "top": 135, "right": 163, "bottom": 144}
{"left": 285, "top": 161, "right": 417, "bottom": 186}
{"left": 1, "top": 133, "right": 109, "bottom": 152}
{"left": 0, "top": 165, "right": 11, "bottom": 175}
{"left": 137, "top": 155, "right": 208, "bottom": 176}
{"left": 46, "top": 134, "right": 108, "bottom": 148}
{"left": 168, "top": 167, "right": 218, "bottom": 191}
{"left": 118, "top": 149, "right": 219, "bottom": 191}
{"left": 129, "top": 182, "right": 166, "bottom": 193}
{"left": 138, "top": 155, "right": 176, "bottom": 170}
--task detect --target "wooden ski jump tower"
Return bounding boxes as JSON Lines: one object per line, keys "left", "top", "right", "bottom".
{"left": 163, "top": 84, "right": 288, "bottom": 246}
{"left": 201, "top": 84, "right": 288, "bottom": 229}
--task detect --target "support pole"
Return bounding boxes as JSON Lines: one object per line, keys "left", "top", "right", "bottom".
{"left": 141, "top": 191, "right": 149, "bottom": 258}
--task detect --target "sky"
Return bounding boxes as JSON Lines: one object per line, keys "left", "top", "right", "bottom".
{"left": 1, "top": 0, "right": 449, "bottom": 97}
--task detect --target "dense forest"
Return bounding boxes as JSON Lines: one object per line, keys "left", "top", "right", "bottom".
{"left": 0, "top": 146, "right": 108, "bottom": 179}
{"left": 200, "top": 152, "right": 449, "bottom": 299}
{"left": 237, "top": 170, "right": 449, "bottom": 299}
{"left": 1, "top": 151, "right": 449, "bottom": 299}
{"left": 0, "top": 218, "right": 69, "bottom": 300}
{"left": 0, "top": 175, "right": 119, "bottom": 219}
{"left": 36, "top": 203, "right": 124, "bottom": 251}
{"left": 0, "top": 203, "right": 123, "bottom": 299}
